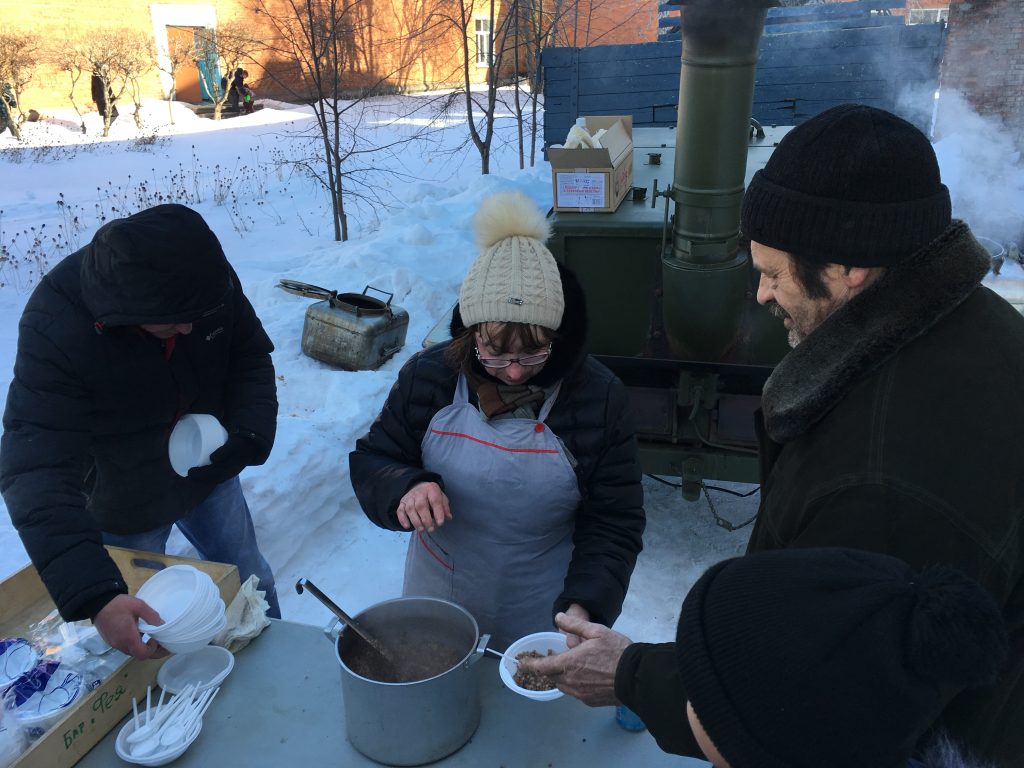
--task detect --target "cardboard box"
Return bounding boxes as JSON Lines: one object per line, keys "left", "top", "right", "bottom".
{"left": 1, "top": 547, "right": 240, "bottom": 768}
{"left": 548, "top": 116, "right": 634, "bottom": 213}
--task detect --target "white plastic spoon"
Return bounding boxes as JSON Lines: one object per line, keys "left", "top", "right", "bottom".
{"left": 154, "top": 686, "right": 166, "bottom": 718}
{"left": 154, "top": 720, "right": 188, "bottom": 749}
{"left": 130, "top": 728, "right": 165, "bottom": 758}
{"left": 136, "top": 686, "right": 217, "bottom": 757}
{"left": 126, "top": 683, "right": 196, "bottom": 747}
{"left": 132, "top": 700, "right": 188, "bottom": 759}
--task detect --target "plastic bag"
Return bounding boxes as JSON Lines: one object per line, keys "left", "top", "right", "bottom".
{"left": 27, "top": 614, "right": 121, "bottom": 694}
{"left": 0, "top": 687, "right": 27, "bottom": 767}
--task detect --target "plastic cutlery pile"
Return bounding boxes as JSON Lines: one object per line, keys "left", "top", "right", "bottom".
{"left": 115, "top": 683, "right": 220, "bottom": 766}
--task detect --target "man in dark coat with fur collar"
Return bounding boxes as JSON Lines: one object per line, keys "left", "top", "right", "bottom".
{"left": 521, "top": 105, "right": 1023, "bottom": 767}
{"left": 1, "top": 204, "right": 279, "bottom": 660}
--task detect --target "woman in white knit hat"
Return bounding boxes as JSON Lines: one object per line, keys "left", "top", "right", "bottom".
{"left": 350, "top": 190, "right": 645, "bottom": 650}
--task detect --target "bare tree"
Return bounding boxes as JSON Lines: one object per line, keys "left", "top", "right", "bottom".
{"left": 157, "top": 34, "right": 198, "bottom": 125}
{"left": 438, "top": 0, "right": 517, "bottom": 174}
{"left": 118, "top": 31, "right": 156, "bottom": 130}
{"left": 193, "top": 23, "right": 262, "bottom": 121}
{"left": 509, "top": 0, "right": 649, "bottom": 167}
{"left": 0, "top": 29, "right": 40, "bottom": 139}
{"left": 52, "top": 33, "right": 90, "bottom": 133}
{"left": 441, "top": 0, "right": 589, "bottom": 173}
{"left": 252, "top": 0, "right": 442, "bottom": 241}
{"left": 77, "top": 30, "right": 136, "bottom": 136}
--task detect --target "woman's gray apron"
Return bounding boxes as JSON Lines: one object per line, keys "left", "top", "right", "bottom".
{"left": 404, "top": 375, "right": 581, "bottom": 650}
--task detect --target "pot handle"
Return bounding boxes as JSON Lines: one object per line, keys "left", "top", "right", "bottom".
{"left": 323, "top": 617, "right": 343, "bottom": 643}
{"left": 465, "top": 633, "right": 491, "bottom": 668}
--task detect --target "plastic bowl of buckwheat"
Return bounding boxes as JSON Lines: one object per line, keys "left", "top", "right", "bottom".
{"left": 499, "top": 632, "right": 568, "bottom": 701}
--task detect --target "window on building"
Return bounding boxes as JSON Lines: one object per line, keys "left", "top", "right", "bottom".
{"left": 907, "top": 7, "right": 949, "bottom": 24}
{"left": 475, "top": 18, "right": 492, "bottom": 67}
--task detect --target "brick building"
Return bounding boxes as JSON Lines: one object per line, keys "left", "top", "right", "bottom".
{"left": 941, "top": 0, "right": 1024, "bottom": 147}
{"left": 0, "top": 0, "right": 656, "bottom": 113}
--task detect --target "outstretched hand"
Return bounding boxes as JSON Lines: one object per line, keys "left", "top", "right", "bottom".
{"left": 517, "top": 611, "right": 633, "bottom": 706}
{"left": 93, "top": 594, "right": 168, "bottom": 660}
{"left": 397, "top": 481, "right": 452, "bottom": 533}
{"left": 562, "top": 603, "right": 591, "bottom": 648}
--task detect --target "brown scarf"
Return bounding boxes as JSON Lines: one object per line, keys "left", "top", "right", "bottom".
{"left": 465, "top": 369, "right": 547, "bottom": 419}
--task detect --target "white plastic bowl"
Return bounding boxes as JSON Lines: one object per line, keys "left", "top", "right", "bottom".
{"left": 157, "top": 645, "right": 234, "bottom": 694}
{"left": 499, "top": 632, "right": 568, "bottom": 701}
{"left": 158, "top": 615, "right": 227, "bottom": 655}
{"left": 137, "top": 566, "right": 205, "bottom": 631}
{"left": 168, "top": 414, "right": 228, "bottom": 477}
{"left": 137, "top": 567, "right": 223, "bottom": 642}
{"left": 145, "top": 586, "right": 222, "bottom": 642}
{"left": 157, "top": 603, "right": 225, "bottom": 645}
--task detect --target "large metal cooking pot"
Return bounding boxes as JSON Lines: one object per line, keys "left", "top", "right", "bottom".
{"left": 325, "top": 597, "right": 489, "bottom": 766}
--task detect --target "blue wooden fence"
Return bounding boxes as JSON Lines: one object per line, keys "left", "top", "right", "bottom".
{"left": 542, "top": 0, "right": 946, "bottom": 147}
{"left": 659, "top": 0, "right": 908, "bottom": 39}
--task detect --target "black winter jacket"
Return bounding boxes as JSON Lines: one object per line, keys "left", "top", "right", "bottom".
{"left": 349, "top": 268, "right": 645, "bottom": 627}
{"left": 0, "top": 205, "right": 277, "bottom": 622}
{"left": 615, "top": 223, "right": 1024, "bottom": 767}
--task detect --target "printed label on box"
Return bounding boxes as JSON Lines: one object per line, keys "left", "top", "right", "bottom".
{"left": 556, "top": 172, "right": 606, "bottom": 208}
{"left": 614, "top": 158, "right": 632, "bottom": 196}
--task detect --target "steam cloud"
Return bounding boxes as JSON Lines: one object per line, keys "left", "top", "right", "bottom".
{"left": 930, "top": 89, "right": 1024, "bottom": 249}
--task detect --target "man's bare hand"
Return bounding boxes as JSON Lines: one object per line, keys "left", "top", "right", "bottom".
{"left": 562, "top": 603, "right": 591, "bottom": 649}
{"left": 518, "top": 611, "right": 632, "bottom": 706}
{"left": 397, "top": 482, "right": 452, "bottom": 533}
{"left": 93, "top": 594, "right": 168, "bottom": 660}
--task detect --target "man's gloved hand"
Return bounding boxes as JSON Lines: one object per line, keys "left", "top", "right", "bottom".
{"left": 187, "top": 431, "right": 264, "bottom": 484}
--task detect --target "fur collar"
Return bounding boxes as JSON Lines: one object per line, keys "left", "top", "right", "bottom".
{"left": 762, "top": 222, "right": 991, "bottom": 443}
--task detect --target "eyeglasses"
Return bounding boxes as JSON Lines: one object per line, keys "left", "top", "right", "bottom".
{"left": 474, "top": 343, "right": 552, "bottom": 369}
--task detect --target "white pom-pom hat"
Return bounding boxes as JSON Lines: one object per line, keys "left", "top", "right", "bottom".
{"left": 458, "top": 191, "right": 564, "bottom": 331}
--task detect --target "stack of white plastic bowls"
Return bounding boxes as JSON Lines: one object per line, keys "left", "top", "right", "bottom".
{"left": 136, "top": 566, "right": 226, "bottom": 655}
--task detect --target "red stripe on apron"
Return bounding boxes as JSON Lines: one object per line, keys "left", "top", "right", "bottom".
{"left": 429, "top": 428, "right": 560, "bottom": 454}
{"left": 417, "top": 531, "right": 454, "bottom": 571}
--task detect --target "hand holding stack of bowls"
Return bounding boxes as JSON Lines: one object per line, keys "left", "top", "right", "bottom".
{"left": 136, "top": 566, "right": 226, "bottom": 655}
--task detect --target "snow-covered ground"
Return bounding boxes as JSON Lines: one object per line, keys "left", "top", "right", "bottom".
{"left": 0, "top": 89, "right": 1021, "bottom": 648}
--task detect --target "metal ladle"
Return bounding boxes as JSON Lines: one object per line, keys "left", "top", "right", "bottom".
{"left": 295, "top": 578, "right": 400, "bottom": 677}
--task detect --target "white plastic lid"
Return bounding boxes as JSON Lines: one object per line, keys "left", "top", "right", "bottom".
{"left": 157, "top": 645, "right": 234, "bottom": 694}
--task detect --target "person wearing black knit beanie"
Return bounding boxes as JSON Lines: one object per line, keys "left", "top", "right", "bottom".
{"left": 678, "top": 548, "right": 1008, "bottom": 768}
{"left": 519, "top": 104, "right": 1024, "bottom": 768}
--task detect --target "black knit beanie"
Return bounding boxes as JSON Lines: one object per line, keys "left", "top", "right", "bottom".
{"left": 676, "top": 548, "right": 1007, "bottom": 768}
{"left": 740, "top": 104, "right": 952, "bottom": 266}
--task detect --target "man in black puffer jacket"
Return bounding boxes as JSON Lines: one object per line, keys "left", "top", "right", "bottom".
{"left": 1, "top": 204, "right": 279, "bottom": 659}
